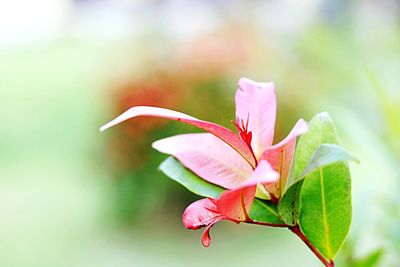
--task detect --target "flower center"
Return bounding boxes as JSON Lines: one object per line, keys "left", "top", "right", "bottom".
{"left": 233, "top": 115, "right": 252, "bottom": 146}
{"left": 232, "top": 114, "right": 258, "bottom": 166}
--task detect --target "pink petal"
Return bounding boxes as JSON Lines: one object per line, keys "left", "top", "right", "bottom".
{"left": 182, "top": 198, "right": 223, "bottom": 230}
{"left": 244, "top": 160, "right": 279, "bottom": 184}
{"left": 236, "top": 78, "right": 277, "bottom": 158}
{"left": 152, "top": 133, "right": 253, "bottom": 189}
{"left": 217, "top": 160, "right": 279, "bottom": 221}
{"left": 260, "top": 119, "right": 308, "bottom": 198}
{"left": 201, "top": 222, "right": 218, "bottom": 247}
{"left": 182, "top": 198, "right": 225, "bottom": 247}
{"left": 100, "top": 106, "right": 256, "bottom": 167}
{"left": 217, "top": 186, "right": 255, "bottom": 222}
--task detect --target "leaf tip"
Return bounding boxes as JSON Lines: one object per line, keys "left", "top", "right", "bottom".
{"left": 99, "top": 125, "right": 107, "bottom": 132}
{"left": 151, "top": 139, "right": 162, "bottom": 151}
{"left": 99, "top": 121, "right": 114, "bottom": 132}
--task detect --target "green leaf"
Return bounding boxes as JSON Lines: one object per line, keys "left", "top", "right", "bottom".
{"left": 159, "top": 157, "right": 223, "bottom": 198}
{"left": 300, "top": 144, "right": 359, "bottom": 178}
{"left": 250, "top": 199, "right": 285, "bottom": 224}
{"left": 278, "top": 179, "right": 304, "bottom": 225}
{"left": 279, "top": 113, "right": 354, "bottom": 226}
{"left": 278, "top": 144, "right": 355, "bottom": 226}
{"left": 293, "top": 112, "right": 339, "bottom": 179}
{"left": 159, "top": 156, "right": 284, "bottom": 224}
{"left": 296, "top": 113, "right": 352, "bottom": 260}
{"left": 300, "top": 163, "right": 351, "bottom": 260}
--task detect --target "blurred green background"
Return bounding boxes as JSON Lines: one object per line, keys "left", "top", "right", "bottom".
{"left": 0, "top": 0, "right": 399, "bottom": 266}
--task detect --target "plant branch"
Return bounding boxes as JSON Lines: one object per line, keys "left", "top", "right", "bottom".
{"left": 247, "top": 221, "right": 288, "bottom": 227}
{"left": 290, "top": 225, "right": 334, "bottom": 267}
{"left": 249, "top": 220, "right": 334, "bottom": 266}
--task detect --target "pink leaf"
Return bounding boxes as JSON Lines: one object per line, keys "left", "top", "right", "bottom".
{"left": 182, "top": 198, "right": 222, "bottom": 229}
{"left": 100, "top": 106, "right": 256, "bottom": 167}
{"left": 182, "top": 198, "right": 225, "bottom": 247}
{"left": 236, "top": 78, "right": 277, "bottom": 158}
{"left": 217, "top": 160, "right": 279, "bottom": 221}
{"left": 152, "top": 133, "right": 253, "bottom": 189}
{"left": 260, "top": 119, "right": 308, "bottom": 198}
{"left": 201, "top": 223, "right": 217, "bottom": 247}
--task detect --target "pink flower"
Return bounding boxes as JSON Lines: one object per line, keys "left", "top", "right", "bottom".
{"left": 101, "top": 78, "right": 308, "bottom": 246}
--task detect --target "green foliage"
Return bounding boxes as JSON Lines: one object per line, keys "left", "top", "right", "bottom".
{"left": 293, "top": 112, "right": 340, "bottom": 178}
{"left": 299, "top": 163, "right": 351, "bottom": 260}
{"left": 279, "top": 143, "right": 356, "bottom": 226}
{"left": 278, "top": 112, "right": 353, "bottom": 261}
{"left": 250, "top": 199, "right": 284, "bottom": 224}
{"left": 278, "top": 179, "right": 303, "bottom": 225}
{"left": 159, "top": 157, "right": 224, "bottom": 199}
{"left": 279, "top": 113, "right": 351, "bottom": 223}
{"left": 300, "top": 144, "right": 358, "bottom": 178}
{"left": 295, "top": 113, "right": 352, "bottom": 260}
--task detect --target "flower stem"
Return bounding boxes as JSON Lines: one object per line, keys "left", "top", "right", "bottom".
{"left": 269, "top": 194, "right": 279, "bottom": 205}
{"left": 290, "top": 225, "right": 335, "bottom": 267}
{"left": 248, "top": 220, "right": 334, "bottom": 266}
{"left": 247, "top": 221, "right": 288, "bottom": 227}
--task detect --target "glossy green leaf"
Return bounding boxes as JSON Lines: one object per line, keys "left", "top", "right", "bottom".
{"left": 279, "top": 113, "right": 352, "bottom": 225}
{"left": 250, "top": 199, "right": 285, "bottom": 224}
{"left": 297, "top": 113, "right": 352, "bottom": 260}
{"left": 300, "top": 163, "right": 351, "bottom": 260}
{"left": 279, "top": 143, "right": 356, "bottom": 225}
{"left": 293, "top": 112, "right": 339, "bottom": 179}
{"left": 159, "top": 156, "right": 224, "bottom": 199}
{"left": 300, "top": 144, "right": 358, "bottom": 178}
{"left": 278, "top": 179, "right": 304, "bottom": 225}
{"left": 159, "top": 156, "right": 284, "bottom": 224}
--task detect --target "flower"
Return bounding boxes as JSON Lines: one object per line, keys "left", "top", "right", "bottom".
{"left": 101, "top": 77, "right": 308, "bottom": 246}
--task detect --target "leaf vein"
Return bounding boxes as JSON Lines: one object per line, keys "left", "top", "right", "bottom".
{"left": 254, "top": 199, "right": 280, "bottom": 218}
{"left": 320, "top": 168, "right": 332, "bottom": 258}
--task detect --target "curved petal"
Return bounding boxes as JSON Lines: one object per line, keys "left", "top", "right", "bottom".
{"left": 100, "top": 106, "right": 255, "bottom": 167}
{"left": 182, "top": 198, "right": 222, "bottom": 229}
{"left": 201, "top": 222, "right": 217, "bottom": 247}
{"left": 182, "top": 198, "right": 225, "bottom": 247}
{"left": 217, "top": 160, "right": 279, "bottom": 221}
{"left": 260, "top": 119, "right": 308, "bottom": 198}
{"left": 152, "top": 133, "right": 253, "bottom": 189}
{"left": 236, "top": 78, "right": 276, "bottom": 158}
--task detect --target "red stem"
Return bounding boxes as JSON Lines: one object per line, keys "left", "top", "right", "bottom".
{"left": 247, "top": 219, "right": 335, "bottom": 267}
{"left": 290, "top": 225, "right": 335, "bottom": 267}
{"left": 247, "top": 220, "right": 288, "bottom": 227}
{"left": 269, "top": 194, "right": 279, "bottom": 205}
